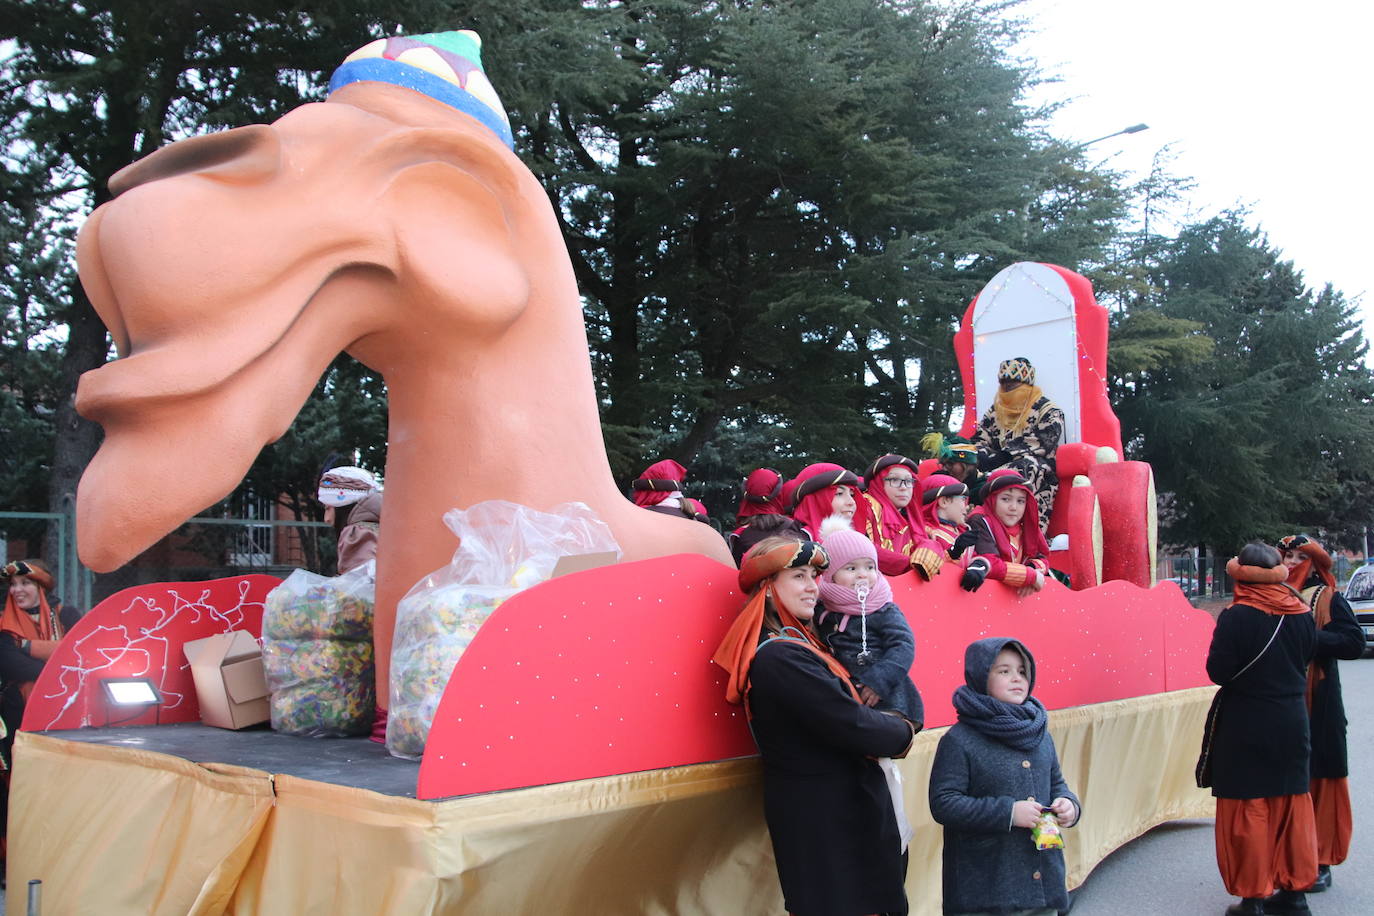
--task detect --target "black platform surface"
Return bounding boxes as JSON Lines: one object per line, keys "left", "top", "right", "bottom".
{"left": 38, "top": 723, "right": 422, "bottom": 798}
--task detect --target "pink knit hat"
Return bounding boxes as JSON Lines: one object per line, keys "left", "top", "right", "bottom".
{"left": 817, "top": 518, "right": 893, "bottom": 628}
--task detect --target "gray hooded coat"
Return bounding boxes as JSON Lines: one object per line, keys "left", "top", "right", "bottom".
{"left": 928, "top": 638, "right": 1080, "bottom": 914}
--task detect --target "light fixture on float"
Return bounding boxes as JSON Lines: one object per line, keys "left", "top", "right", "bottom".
{"left": 99, "top": 677, "right": 164, "bottom": 725}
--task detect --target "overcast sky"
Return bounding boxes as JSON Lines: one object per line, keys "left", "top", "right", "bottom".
{"left": 1015, "top": 0, "right": 1372, "bottom": 333}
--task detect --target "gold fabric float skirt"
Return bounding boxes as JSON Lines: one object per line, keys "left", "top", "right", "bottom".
{"left": 7, "top": 687, "right": 1216, "bottom": 915}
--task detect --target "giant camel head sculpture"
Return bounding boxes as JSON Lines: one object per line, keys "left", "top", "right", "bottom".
{"left": 74, "top": 31, "right": 731, "bottom": 700}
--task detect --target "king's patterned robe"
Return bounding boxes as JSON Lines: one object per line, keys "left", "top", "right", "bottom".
{"left": 972, "top": 395, "right": 1063, "bottom": 531}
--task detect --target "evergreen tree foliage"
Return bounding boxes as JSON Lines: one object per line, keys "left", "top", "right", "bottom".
{"left": 1115, "top": 211, "right": 1374, "bottom": 554}
{"left": 5, "top": 1, "right": 1372, "bottom": 552}
{"left": 514, "top": 0, "right": 1129, "bottom": 481}
{"left": 0, "top": 188, "right": 70, "bottom": 509}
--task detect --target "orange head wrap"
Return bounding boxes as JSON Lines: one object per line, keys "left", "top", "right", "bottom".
{"left": 1227, "top": 555, "right": 1308, "bottom": 616}
{"left": 1276, "top": 535, "right": 1336, "bottom": 592}
{"left": 1, "top": 559, "right": 65, "bottom": 644}
{"left": 712, "top": 538, "right": 859, "bottom": 710}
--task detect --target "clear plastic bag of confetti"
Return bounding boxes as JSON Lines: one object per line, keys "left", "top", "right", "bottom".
{"left": 263, "top": 638, "right": 375, "bottom": 737}
{"left": 261, "top": 561, "right": 376, "bottom": 737}
{"left": 386, "top": 500, "right": 620, "bottom": 759}
{"left": 263, "top": 560, "right": 376, "bottom": 642}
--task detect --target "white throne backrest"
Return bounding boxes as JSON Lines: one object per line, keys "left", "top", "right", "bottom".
{"left": 969, "top": 262, "right": 1083, "bottom": 446}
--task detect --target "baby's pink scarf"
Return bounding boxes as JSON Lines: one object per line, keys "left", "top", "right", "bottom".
{"left": 817, "top": 574, "right": 894, "bottom": 632}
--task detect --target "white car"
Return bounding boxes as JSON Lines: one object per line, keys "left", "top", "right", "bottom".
{"left": 1342, "top": 563, "right": 1374, "bottom": 656}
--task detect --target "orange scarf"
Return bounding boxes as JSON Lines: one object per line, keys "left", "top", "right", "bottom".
{"left": 993, "top": 383, "right": 1042, "bottom": 435}
{"left": 1284, "top": 540, "right": 1337, "bottom": 594}
{"left": 1279, "top": 539, "right": 1338, "bottom": 704}
{"left": 713, "top": 583, "right": 859, "bottom": 712}
{"left": 1298, "top": 584, "right": 1333, "bottom": 707}
{"left": 1227, "top": 558, "right": 1309, "bottom": 616}
{"left": 1, "top": 590, "right": 63, "bottom": 644}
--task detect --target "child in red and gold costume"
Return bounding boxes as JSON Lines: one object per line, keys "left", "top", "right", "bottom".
{"left": 961, "top": 469, "right": 1050, "bottom": 596}
{"left": 851, "top": 454, "right": 947, "bottom": 579}
{"left": 915, "top": 473, "right": 978, "bottom": 565}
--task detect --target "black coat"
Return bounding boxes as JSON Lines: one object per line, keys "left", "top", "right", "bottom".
{"left": 1205, "top": 603, "right": 1316, "bottom": 799}
{"left": 747, "top": 637, "right": 915, "bottom": 916}
{"left": 929, "top": 724, "right": 1077, "bottom": 914}
{"left": 815, "top": 600, "right": 925, "bottom": 726}
{"left": 1307, "top": 589, "right": 1364, "bottom": 779}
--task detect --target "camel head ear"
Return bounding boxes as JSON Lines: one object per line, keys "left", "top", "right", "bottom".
{"left": 381, "top": 128, "right": 531, "bottom": 334}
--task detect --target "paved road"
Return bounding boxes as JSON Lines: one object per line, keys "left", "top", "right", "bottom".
{"left": 1070, "top": 652, "right": 1374, "bottom": 915}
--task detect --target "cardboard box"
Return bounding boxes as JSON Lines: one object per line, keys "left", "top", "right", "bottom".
{"left": 550, "top": 551, "right": 620, "bottom": 579}
{"left": 182, "top": 631, "right": 270, "bottom": 729}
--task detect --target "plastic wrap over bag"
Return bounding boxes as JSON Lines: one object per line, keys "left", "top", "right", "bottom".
{"left": 387, "top": 501, "right": 621, "bottom": 759}
{"left": 262, "top": 560, "right": 376, "bottom": 737}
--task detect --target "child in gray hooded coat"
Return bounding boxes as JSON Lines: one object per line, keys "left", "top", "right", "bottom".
{"left": 928, "top": 638, "right": 1080, "bottom": 915}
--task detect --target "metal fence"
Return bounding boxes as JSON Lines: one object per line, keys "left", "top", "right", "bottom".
{"left": 1160, "top": 552, "right": 1369, "bottom": 599}
{"left": 0, "top": 510, "right": 335, "bottom": 611}
{"left": 0, "top": 510, "right": 82, "bottom": 607}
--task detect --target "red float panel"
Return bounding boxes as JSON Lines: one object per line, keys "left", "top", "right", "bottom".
{"left": 1163, "top": 580, "right": 1220, "bottom": 692}
{"left": 418, "top": 554, "right": 1215, "bottom": 799}
{"left": 21, "top": 575, "right": 277, "bottom": 732}
{"left": 20, "top": 564, "right": 1213, "bottom": 799}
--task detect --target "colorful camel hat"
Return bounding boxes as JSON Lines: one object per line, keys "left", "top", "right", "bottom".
{"left": 329, "top": 30, "right": 514, "bottom": 149}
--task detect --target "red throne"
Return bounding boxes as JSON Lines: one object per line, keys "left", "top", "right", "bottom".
{"left": 921, "top": 262, "right": 1156, "bottom": 590}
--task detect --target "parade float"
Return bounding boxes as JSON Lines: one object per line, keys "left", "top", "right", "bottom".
{"left": 7, "top": 31, "right": 1216, "bottom": 915}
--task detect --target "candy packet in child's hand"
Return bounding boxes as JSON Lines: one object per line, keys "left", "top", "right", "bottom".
{"left": 1032, "top": 810, "right": 1064, "bottom": 850}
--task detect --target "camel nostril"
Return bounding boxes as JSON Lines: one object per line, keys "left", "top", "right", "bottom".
{"left": 109, "top": 124, "right": 281, "bottom": 198}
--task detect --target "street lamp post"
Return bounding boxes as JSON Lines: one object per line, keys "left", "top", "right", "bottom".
{"left": 1078, "top": 122, "right": 1149, "bottom": 149}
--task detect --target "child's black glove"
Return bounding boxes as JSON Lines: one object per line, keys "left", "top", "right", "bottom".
{"left": 960, "top": 558, "right": 989, "bottom": 592}
{"left": 949, "top": 530, "right": 979, "bottom": 559}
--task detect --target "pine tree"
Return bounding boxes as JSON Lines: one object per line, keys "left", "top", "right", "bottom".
{"left": 1116, "top": 211, "right": 1374, "bottom": 553}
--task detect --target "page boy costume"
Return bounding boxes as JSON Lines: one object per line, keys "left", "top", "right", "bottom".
{"left": 1277, "top": 535, "right": 1363, "bottom": 893}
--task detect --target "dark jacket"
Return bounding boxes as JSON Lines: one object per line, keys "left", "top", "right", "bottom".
{"left": 815, "top": 600, "right": 924, "bottom": 726}
{"left": 747, "top": 637, "right": 915, "bottom": 916}
{"left": 1206, "top": 602, "right": 1316, "bottom": 799}
{"left": 0, "top": 601, "right": 82, "bottom": 742}
{"left": 1305, "top": 587, "right": 1364, "bottom": 779}
{"left": 928, "top": 638, "right": 1079, "bottom": 915}
{"left": 0, "top": 601, "right": 82, "bottom": 687}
